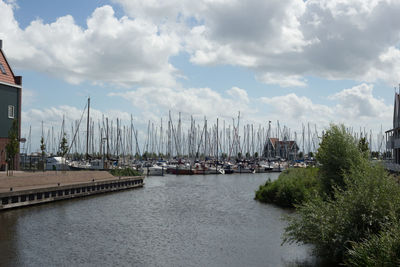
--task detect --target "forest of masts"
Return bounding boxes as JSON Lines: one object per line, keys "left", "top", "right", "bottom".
{"left": 22, "top": 107, "right": 386, "bottom": 161}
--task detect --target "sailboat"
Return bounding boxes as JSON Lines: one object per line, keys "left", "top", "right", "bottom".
{"left": 68, "top": 97, "right": 106, "bottom": 170}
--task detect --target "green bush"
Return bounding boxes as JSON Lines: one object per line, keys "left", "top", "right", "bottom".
{"left": 255, "top": 167, "right": 319, "bottom": 208}
{"left": 316, "top": 124, "right": 365, "bottom": 195}
{"left": 284, "top": 162, "right": 400, "bottom": 264}
{"left": 256, "top": 124, "right": 400, "bottom": 265}
{"left": 109, "top": 168, "right": 141, "bottom": 177}
{"left": 346, "top": 224, "right": 400, "bottom": 266}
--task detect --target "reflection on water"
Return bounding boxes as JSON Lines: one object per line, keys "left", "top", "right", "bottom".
{"left": 0, "top": 173, "right": 316, "bottom": 266}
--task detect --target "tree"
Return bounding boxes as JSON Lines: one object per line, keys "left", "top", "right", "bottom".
{"left": 254, "top": 152, "right": 259, "bottom": 159}
{"left": 316, "top": 124, "right": 364, "bottom": 195}
{"left": 5, "top": 119, "right": 19, "bottom": 173}
{"left": 58, "top": 133, "right": 68, "bottom": 157}
{"left": 283, "top": 124, "right": 400, "bottom": 264}
{"left": 346, "top": 224, "right": 400, "bottom": 266}
{"left": 284, "top": 163, "right": 400, "bottom": 264}
{"left": 298, "top": 151, "right": 304, "bottom": 159}
{"left": 40, "top": 136, "right": 46, "bottom": 171}
{"left": 370, "top": 151, "right": 380, "bottom": 159}
{"left": 40, "top": 136, "right": 46, "bottom": 155}
{"left": 358, "top": 137, "right": 369, "bottom": 158}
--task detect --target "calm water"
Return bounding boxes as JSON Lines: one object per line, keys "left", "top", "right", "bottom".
{"left": 0, "top": 173, "right": 315, "bottom": 267}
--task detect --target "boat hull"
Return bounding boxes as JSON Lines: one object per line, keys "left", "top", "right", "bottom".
{"left": 168, "top": 168, "right": 194, "bottom": 175}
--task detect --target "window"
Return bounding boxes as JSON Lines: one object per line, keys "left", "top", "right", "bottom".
{"left": 8, "top": 105, "right": 14, "bottom": 119}
{"left": 0, "top": 63, "right": 6, "bottom": 74}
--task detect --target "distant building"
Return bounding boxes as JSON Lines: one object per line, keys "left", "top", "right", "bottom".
{"left": 263, "top": 137, "right": 299, "bottom": 160}
{"left": 0, "top": 40, "right": 22, "bottom": 170}
{"left": 386, "top": 92, "right": 400, "bottom": 164}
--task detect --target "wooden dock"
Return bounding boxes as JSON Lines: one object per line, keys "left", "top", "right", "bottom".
{"left": 0, "top": 171, "right": 144, "bottom": 210}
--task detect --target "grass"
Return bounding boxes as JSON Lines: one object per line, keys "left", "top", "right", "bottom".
{"left": 109, "top": 168, "right": 142, "bottom": 177}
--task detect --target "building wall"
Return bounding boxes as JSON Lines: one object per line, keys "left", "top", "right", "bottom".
{"left": 0, "top": 44, "right": 22, "bottom": 170}
{"left": 0, "top": 83, "right": 20, "bottom": 170}
{"left": 0, "top": 137, "right": 8, "bottom": 170}
{"left": 0, "top": 83, "right": 19, "bottom": 138}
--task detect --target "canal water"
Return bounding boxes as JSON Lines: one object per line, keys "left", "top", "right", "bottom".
{"left": 0, "top": 173, "right": 315, "bottom": 266}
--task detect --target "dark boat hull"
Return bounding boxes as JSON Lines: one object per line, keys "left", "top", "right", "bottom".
{"left": 168, "top": 168, "right": 194, "bottom": 175}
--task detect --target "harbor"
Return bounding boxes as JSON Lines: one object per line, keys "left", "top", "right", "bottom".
{"left": 0, "top": 173, "right": 316, "bottom": 266}
{"left": 16, "top": 98, "right": 388, "bottom": 177}
{"left": 0, "top": 0, "right": 399, "bottom": 265}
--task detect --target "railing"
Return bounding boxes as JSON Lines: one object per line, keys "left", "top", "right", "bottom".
{"left": 385, "top": 137, "right": 400, "bottom": 149}
{"left": 385, "top": 162, "right": 400, "bottom": 172}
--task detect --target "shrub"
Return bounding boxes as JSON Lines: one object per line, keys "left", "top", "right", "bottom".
{"left": 346, "top": 224, "right": 400, "bottom": 266}
{"left": 109, "top": 168, "right": 141, "bottom": 177}
{"left": 255, "top": 167, "right": 319, "bottom": 208}
{"left": 283, "top": 162, "right": 400, "bottom": 264}
{"left": 316, "top": 124, "right": 365, "bottom": 195}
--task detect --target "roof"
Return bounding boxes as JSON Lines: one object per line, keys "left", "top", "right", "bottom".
{"left": 0, "top": 42, "right": 22, "bottom": 87}
{"left": 269, "top": 138, "right": 279, "bottom": 149}
{"left": 267, "top": 138, "right": 298, "bottom": 150}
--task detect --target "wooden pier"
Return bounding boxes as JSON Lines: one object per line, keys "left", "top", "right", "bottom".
{"left": 0, "top": 171, "right": 144, "bottom": 210}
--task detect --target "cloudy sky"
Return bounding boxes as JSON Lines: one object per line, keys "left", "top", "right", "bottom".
{"left": 0, "top": 0, "right": 398, "bottom": 152}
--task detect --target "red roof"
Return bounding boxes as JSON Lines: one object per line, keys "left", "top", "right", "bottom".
{"left": 0, "top": 47, "right": 21, "bottom": 86}
{"left": 268, "top": 138, "right": 298, "bottom": 149}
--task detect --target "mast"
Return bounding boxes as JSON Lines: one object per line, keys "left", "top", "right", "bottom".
{"left": 86, "top": 97, "right": 90, "bottom": 160}
{"left": 106, "top": 117, "right": 109, "bottom": 158}
{"left": 216, "top": 118, "right": 219, "bottom": 162}
{"left": 204, "top": 116, "right": 207, "bottom": 158}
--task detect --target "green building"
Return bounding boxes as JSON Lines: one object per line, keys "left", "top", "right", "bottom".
{"left": 0, "top": 40, "right": 22, "bottom": 170}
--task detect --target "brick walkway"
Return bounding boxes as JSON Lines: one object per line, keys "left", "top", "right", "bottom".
{"left": 0, "top": 171, "right": 118, "bottom": 193}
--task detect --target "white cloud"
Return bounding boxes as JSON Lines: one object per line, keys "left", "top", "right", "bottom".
{"left": 260, "top": 83, "right": 392, "bottom": 133}
{"left": 257, "top": 73, "right": 307, "bottom": 87}
{"left": 261, "top": 93, "right": 332, "bottom": 125}
{"left": 4, "top": 0, "right": 17, "bottom": 8}
{"left": 2, "top": 0, "right": 400, "bottom": 88}
{"left": 184, "top": 0, "right": 309, "bottom": 67}
{"left": 22, "top": 88, "right": 35, "bottom": 106}
{"left": 0, "top": 2, "right": 181, "bottom": 87}
{"left": 330, "top": 83, "right": 391, "bottom": 119}
{"left": 113, "top": 0, "right": 400, "bottom": 87}
{"left": 109, "top": 86, "right": 253, "bottom": 120}
{"left": 226, "top": 87, "right": 249, "bottom": 103}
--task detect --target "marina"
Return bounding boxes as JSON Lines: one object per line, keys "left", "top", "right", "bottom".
{"left": 0, "top": 173, "right": 316, "bottom": 266}
{"left": 0, "top": 1, "right": 398, "bottom": 264}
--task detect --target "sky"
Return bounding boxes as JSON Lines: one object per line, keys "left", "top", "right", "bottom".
{"left": 0, "top": 0, "right": 398, "bottom": 153}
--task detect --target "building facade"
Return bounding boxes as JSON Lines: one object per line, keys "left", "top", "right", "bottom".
{"left": 0, "top": 40, "right": 22, "bottom": 170}
{"left": 386, "top": 92, "right": 400, "bottom": 164}
{"left": 263, "top": 137, "right": 299, "bottom": 160}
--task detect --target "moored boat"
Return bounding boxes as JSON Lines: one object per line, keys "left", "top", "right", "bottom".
{"left": 69, "top": 159, "right": 104, "bottom": 170}
{"left": 142, "top": 165, "right": 165, "bottom": 176}
{"left": 167, "top": 164, "right": 195, "bottom": 175}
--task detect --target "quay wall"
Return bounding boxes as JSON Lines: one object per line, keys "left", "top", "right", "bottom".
{"left": 0, "top": 176, "right": 144, "bottom": 210}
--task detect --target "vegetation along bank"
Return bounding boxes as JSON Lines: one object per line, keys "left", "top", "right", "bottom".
{"left": 256, "top": 124, "right": 400, "bottom": 265}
